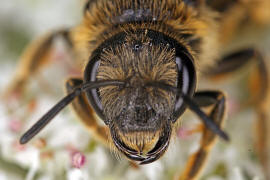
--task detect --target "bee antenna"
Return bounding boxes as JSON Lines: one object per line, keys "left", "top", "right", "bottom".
{"left": 20, "top": 80, "right": 124, "bottom": 144}
{"left": 145, "top": 82, "right": 229, "bottom": 141}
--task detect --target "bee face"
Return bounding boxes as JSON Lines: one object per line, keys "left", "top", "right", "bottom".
{"left": 99, "top": 36, "right": 177, "bottom": 160}
{"left": 84, "top": 29, "right": 197, "bottom": 163}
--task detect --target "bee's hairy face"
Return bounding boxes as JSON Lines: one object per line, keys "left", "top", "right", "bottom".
{"left": 97, "top": 38, "right": 178, "bottom": 162}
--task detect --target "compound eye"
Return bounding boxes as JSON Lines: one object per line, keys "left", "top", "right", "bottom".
{"left": 84, "top": 57, "right": 106, "bottom": 122}
{"left": 172, "top": 52, "right": 196, "bottom": 122}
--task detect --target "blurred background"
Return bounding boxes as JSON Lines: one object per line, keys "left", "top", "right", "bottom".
{"left": 0, "top": 0, "right": 270, "bottom": 180}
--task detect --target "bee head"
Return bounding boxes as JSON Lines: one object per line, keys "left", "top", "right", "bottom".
{"left": 84, "top": 30, "right": 196, "bottom": 164}
{"left": 20, "top": 31, "right": 227, "bottom": 157}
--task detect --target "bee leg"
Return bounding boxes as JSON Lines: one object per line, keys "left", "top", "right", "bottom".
{"left": 65, "top": 78, "right": 109, "bottom": 146}
{"left": 245, "top": 0, "right": 270, "bottom": 25}
{"left": 206, "top": 48, "right": 269, "bottom": 178}
{"left": 179, "top": 91, "right": 226, "bottom": 180}
{"left": 5, "top": 29, "right": 72, "bottom": 99}
{"left": 207, "top": 48, "right": 268, "bottom": 103}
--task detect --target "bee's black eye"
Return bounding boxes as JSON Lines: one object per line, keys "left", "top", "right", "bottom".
{"left": 172, "top": 51, "right": 196, "bottom": 122}
{"left": 84, "top": 57, "right": 106, "bottom": 122}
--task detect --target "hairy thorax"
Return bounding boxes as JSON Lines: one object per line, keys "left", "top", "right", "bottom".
{"left": 73, "top": 0, "right": 220, "bottom": 72}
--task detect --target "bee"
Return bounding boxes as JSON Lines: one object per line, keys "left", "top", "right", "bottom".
{"left": 5, "top": 0, "right": 270, "bottom": 179}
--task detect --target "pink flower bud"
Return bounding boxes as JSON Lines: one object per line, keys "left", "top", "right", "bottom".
{"left": 9, "top": 119, "right": 22, "bottom": 133}
{"left": 71, "top": 151, "right": 86, "bottom": 169}
{"left": 177, "top": 127, "right": 191, "bottom": 139}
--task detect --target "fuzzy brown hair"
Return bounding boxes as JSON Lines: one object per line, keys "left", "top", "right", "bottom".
{"left": 72, "top": 0, "right": 219, "bottom": 71}
{"left": 97, "top": 32, "right": 177, "bottom": 123}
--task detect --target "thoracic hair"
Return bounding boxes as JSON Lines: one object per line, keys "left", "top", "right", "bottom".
{"left": 72, "top": 0, "right": 220, "bottom": 71}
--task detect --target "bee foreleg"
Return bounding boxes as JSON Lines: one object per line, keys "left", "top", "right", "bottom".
{"left": 206, "top": 48, "right": 269, "bottom": 178}
{"left": 179, "top": 91, "right": 226, "bottom": 180}
{"left": 65, "top": 78, "right": 109, "bottom": 146}
{"left": 207, "top": 48, "right": 268, "bottom": 103}
{"left": 5, "top": 29, "right": 72, "bottom": 99}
